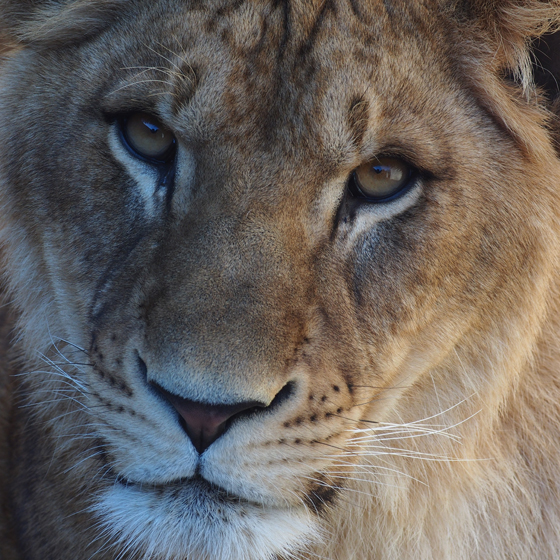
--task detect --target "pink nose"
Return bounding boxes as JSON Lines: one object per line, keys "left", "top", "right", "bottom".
{"left": 160, "top": 390, "right": 264, "bottom": 453}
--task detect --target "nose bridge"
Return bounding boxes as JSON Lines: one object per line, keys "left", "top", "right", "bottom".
{"left": 143, "top": 203, "right": 309, "bottom": 404}
{"left": 187, "top": 207, "right": 298, "bottom": 314}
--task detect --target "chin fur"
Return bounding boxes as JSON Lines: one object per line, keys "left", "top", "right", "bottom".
{"left": 91, "top": 479, "right": 322, "bottom": 560}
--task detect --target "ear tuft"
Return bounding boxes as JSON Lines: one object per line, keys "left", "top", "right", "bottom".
{"left": 448, "top": 1, "right": 560, "bottom": 161}
{"left": 458, "top": 0, "right": 560, "bottom": 93}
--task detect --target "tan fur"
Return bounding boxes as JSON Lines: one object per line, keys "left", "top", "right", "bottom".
{"left": 1, "top": 1, "right": 560, "bottom": 559}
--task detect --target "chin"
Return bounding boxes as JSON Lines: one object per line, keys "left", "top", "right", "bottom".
{"left": 92, "top": 476, "right": 321, "bottom": 560}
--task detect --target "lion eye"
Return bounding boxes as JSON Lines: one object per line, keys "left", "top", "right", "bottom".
{"left": 350, "top": 157, "right": 413, "bottom": 201}
{"left": 120, "top": 112, "right": 176, "bottom": 162}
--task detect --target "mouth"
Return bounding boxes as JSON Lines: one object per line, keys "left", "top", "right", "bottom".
{"left": 113, "top": 471, "right": 253, "bottom": 505}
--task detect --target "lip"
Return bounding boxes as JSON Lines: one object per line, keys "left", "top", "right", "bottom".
{"left": 113, "top": 472, "right": 254, "bottom": 506}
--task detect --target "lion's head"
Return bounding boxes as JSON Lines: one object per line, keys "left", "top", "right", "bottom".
{"left": 1, "top": 1, "right": 560, "bottom": 559}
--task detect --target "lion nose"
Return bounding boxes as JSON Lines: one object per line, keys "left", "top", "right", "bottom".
{"left": 154, "top": 385, "right": 265, "bottom": 453}
{"left": 173, "top": 397, "right": 265, "bottom": 453}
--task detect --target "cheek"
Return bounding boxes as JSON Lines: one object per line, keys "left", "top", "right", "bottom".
{"left": 319, "top": 208, "right": 479, "bottom": 384}
{"left": 347, "top": 223, "right": 432, "bottom": 326}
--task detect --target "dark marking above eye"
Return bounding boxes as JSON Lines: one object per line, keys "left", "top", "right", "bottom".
{"left": 296, "top": 0, "right": 337, "bottom": 60}
{"left": 171, "top": 62, "right": 200, "bottom": 116}
{"left": 348, "top": 95, "right": 370, "bottom": 147}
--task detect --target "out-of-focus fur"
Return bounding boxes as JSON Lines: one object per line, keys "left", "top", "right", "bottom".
{"left": 1, "top": 1, "right": 560, "bottom": 559}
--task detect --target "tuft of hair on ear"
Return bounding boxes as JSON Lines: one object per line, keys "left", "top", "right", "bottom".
{"left": 448, "top": 1, "right": 560, "bottom": 162}
{"left": 533, "top": 29, "right": 560, "bottom": 153}
{"left": 0, "top": 0, "right": 131, "bottom": 49}
{"left": 456, "top": 0, "right": 560, "bottom": 96}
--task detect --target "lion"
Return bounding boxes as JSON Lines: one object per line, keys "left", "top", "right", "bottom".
{"left": 1, "top": 0, "right": 560, "bottom": 558}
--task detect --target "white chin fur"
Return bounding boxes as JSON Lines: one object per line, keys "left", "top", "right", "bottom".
{"left": 92, "top": 481, "right": 321, "bottom": 560}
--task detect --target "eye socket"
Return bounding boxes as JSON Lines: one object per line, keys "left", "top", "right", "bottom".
{"left": 349, "top": 156, "right": 414, "bottom": 202}
{"left": 120, "top": 112, "right": 176, "bottom": 163}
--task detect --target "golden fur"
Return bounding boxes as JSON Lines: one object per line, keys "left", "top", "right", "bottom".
{"left": 1, "top": 1, "right": 560, "bottom": 559}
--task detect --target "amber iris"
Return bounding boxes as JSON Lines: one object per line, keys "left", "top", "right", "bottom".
{"left": 122, "top": 112, "right": 176, "bottom": 161}
{"left": 352, "top": 156, "right": 412, "bottom": 200}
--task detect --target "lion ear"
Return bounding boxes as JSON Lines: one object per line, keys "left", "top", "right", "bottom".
{"left": 457, "top": 0, "right": 560, "bottom": 89}
{"left": 464, "top": 0, "right": 560, "bottom": 38}
{"left": 447, "top": 1, "right": 560, "bottom": 160}
{"left": 0, "top": 0, "right": 129, "bottom": 48}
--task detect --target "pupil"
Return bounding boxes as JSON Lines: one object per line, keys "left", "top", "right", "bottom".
{"left": 373, "top": 166, "right": 383, "bottom": 174}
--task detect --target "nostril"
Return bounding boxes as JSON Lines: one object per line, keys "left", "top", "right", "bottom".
{"left": 152, "top": 382, "right": 266, "bottom": 454}
{"left": 267, "top": 380, "right": 295, "bottom": 410}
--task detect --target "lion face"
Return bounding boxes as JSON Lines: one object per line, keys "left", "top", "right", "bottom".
{"left": 1, "top": 1, "right": 560, "bottom": 559}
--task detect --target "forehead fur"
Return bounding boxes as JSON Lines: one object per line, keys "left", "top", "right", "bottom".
{"left": 0, "top": 0, "right": 132, "bottom": 46}
{"left": 2, "top": 0, "right": 558, "bottom": 55}
{"left": 6, "top": 0, "right": 403, "bottom": 46}
{"left": 3, "top": 0, "right": 559, "bottom": 93}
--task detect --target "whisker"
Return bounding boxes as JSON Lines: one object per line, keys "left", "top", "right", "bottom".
{"left": 152, "top": 41, "right": 197, "bottom": 82}
{"left": 18, "top": 396, "right": 89, "bottom": 409}
{"left": 329, "top": 463, "right": 424, "bottom": 480}
{"left": 62, "top": 448, "right": 107, "bottom": 475}
{"left": 109, "top": 79, "right": 178, "bottom": 96}
{"left": 302, "top": 475, "right": 381, "bottom": 496}
{"left": 121, "top": 65, "right": 185, "bottom": 81}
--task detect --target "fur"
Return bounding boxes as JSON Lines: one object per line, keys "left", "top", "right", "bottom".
{"left": 1, "top": 1, "right": 560, "bottom": 559}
